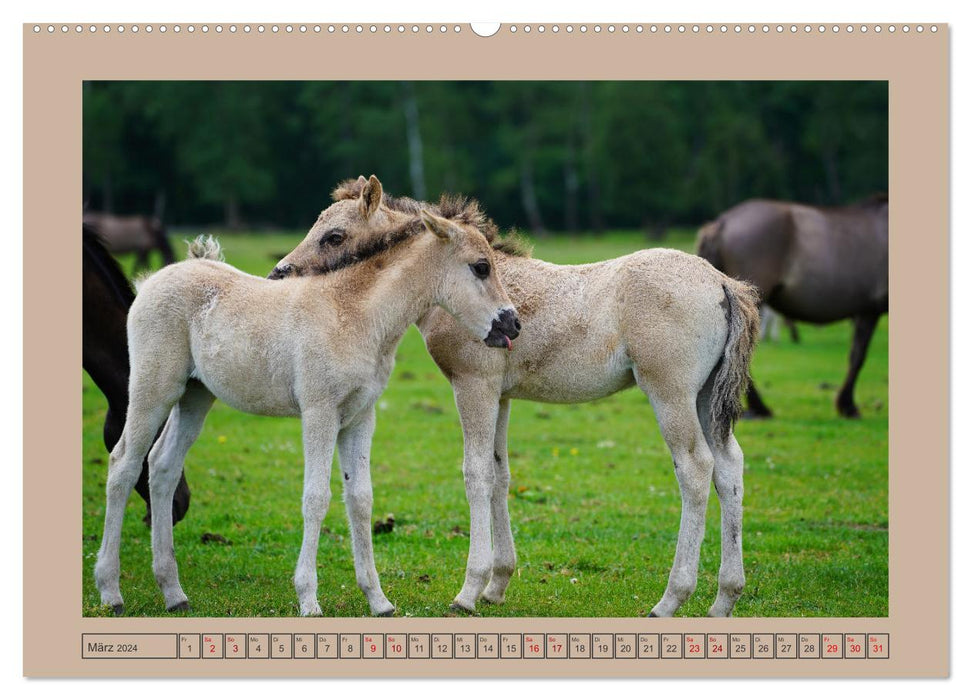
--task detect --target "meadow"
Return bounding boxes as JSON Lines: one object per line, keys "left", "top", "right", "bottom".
{"left": 82, "top": 229, "right": 888, "bottom": 618}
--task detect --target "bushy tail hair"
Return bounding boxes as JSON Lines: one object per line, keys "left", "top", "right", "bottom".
{"left": 710, "top": 280, "right": 761, "bottom": 445}
{"left": 186, "top": 235, "right": 224, "bottom": 261}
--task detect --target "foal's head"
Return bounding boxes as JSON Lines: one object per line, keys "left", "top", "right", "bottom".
{"left": 270, "top": 174, "right": 520, "bottom": 348}
{"left": 269, "top": 175, "right": 424, "bottom": 280}
{"left": 269, "top": 174, "right": 504, "bottom": 279}
{"left": 417, "top": 208, "right": 520, "bottom": 349}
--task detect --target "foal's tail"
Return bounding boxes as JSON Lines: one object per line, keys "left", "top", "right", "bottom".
{"left": 185, "top": 235, "right": 224, "bottom": 262}
{"left": 709, "top": 279, "right": 761, "bottom": 445}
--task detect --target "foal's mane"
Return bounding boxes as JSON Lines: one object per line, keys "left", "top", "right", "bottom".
{"left": 83, "top": 224, "right": 135, "bottom": 309}
{"left": 331, "top": 178, "right": 532, "bottom": 263}
{"left": 309, "top": 216, "right": 426, "bottom": 275}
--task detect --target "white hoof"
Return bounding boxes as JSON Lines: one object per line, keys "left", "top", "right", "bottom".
{"left": 300, "top": 601, "right": 322, "bottom": 616}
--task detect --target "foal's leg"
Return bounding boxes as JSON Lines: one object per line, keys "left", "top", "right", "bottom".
{"left": 294, "top": 407, "right": 339, "bottom": 616}
{"left": 337, "top": 408, "right": 395, "bottom": 616}
{"left": 94, "top": 394, "right": 182, "bottom": 614}
{"left": 451, "top": 380, "right": 501, "bottom": 612}
{"left": 707, "top": 433, "right": 745, "bottom": 616}
{"left": 836, "top": 313, "right": 880, "bottom": 418}
{"left": 697, "top": 383, "right": 745, "bottom": 617}
{"left": 638, "top": 374, "right": 716, "bottom": 618}
{"left": 482, "top": 398, "right": 516, "bottom": 604}
{"left": 148, "top": 381, "right": 215, "bottom": 611}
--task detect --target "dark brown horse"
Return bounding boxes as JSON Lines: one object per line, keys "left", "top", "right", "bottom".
{"left": 83, "top": 212, "right": 175, "bottom": 270}
{"left": 83, "top": 225, "right": 190, "bottom": 524}
{"left": 697, "top": 196, "right": 888, "bottom": 418}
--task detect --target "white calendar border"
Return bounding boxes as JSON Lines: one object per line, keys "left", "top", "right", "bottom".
{"left": 9, "top": 0, "right": 964, "bottom": 695}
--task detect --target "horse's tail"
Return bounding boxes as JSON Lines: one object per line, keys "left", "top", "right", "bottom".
{"left": 185, "top": 235, "right": 224, "bottom": 262}
{"left": 709, "top": 279, "right": 761, "bottom": 446}
{"left": 696, "top": 219, "right": 724, "bottom": 271}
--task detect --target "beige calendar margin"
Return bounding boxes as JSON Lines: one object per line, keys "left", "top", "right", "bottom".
{"left": 23, "top": 23, "right": 948, "bottom": 678}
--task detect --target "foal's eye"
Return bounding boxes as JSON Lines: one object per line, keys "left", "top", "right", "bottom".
{"left": 470, "top": 260, "right": 491, "bottom": 279}
{"left": 320, "top": 230, "right": 345, "bottom": 247}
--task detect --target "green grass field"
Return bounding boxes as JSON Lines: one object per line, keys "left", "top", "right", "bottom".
{"left": 82, "top": 229, "right": 888, "bottom": 618}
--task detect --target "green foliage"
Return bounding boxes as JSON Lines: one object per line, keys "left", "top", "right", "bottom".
{"left": 83, "top": 81, "right": 887, "bottom": 231}
{"left": 82, "top": 231, "right": 887, "bottom": 618}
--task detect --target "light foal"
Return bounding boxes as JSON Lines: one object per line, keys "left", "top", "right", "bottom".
{"left": 273, "top": 177, "right": 762, "bottom": 617}
{"left": 94, "top": 190, "right": 520, "bottom": 617}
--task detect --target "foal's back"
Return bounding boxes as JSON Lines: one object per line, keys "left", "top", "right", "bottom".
{"left": 420, "top": 248, "right": 732, "bottom": 403}
{"left": 130, "top": 259, "right": 342, "bottom": 417}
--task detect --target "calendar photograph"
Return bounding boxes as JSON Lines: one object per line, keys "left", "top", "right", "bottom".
{"left": 23, "top": 19, "right": 950, "bottom": 679}
{"left": 80, "top": 78, "right": 889, "bottom": 620}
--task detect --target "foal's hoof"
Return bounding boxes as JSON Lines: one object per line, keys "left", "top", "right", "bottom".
{"left": 376, "top": 608, "right": 395, "bottom": 618}
{"left": 479, "top": 585, "right": 506, "bottom": 605}
{"left": 167, "top": 601, "right": 191, "bottom": 613}
{"left": 111, "top": 604, "right": 125, "bottom": 616}
{"left": 449, "top": 601, "right": 479, "bottom": 616}
{"left": 647, "top": 611, "right": 659, "bottom": 618}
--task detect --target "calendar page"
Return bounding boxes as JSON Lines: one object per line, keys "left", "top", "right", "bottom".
{"left": 23, "top": 21, "right": 947, "bottom": 678}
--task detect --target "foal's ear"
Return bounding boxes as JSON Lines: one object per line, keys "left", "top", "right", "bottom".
{"left": 359, "top": 174, "right": 383, "bottom": 219}
{"left": 420, "top": 209, "right": 455, "bottom": 240}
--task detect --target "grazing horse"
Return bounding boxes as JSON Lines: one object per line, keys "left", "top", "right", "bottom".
{"left": 697, "top": 196, "right": 888, "bottom": 418}
{"left": 94, "top": 181, "right": 520, "bottom": 617}
{"left": 83, "top": 225, "right": 191, "bottom": 525}
{"left": 271, "top": 176, "right": 761, "bottom": 618}
{"left": 83, "top": 212, "right": 175, "bottom": 270}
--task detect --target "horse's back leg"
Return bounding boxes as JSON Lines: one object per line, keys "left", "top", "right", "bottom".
{"left": 94, "top": 387, "right": 184, "bottom": 614}
{"left": 785, "top": 318, "right": 800, "bottom": 344}
{"left": 104, "top": 401, "right": 158, "bottom": 523}
{"left": 337, "top": 408, "right": 394, "bottom": 616}
{"left": 836, "top": 313, "right": 880, "bottom": 418}
{"left": 482, "top": 398, "right": 516, "bottom": 604}
{"left": 745, "top": 305, "right": 773, "bottom": 418}
{"left": 744, "top": 378, "right": 773, "bottom": 418}
{"left": 135, "top": 423, "right": 194, "bottom": 528}
{"left": 148, "top": 380, "right": 215, "bottom": 612}
{"left": 636, "top": 371, "right": 715, "bottom": 617}
{"left": 697, "top": 380, "right": 746, "bottom": 617}
{"left": 95, "top": 326, "right": 194, "bottom": 614}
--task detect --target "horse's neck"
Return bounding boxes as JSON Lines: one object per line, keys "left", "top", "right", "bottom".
{"left": 344, "top": 239, "right": 440, "bottom": 353}
{"left": 496, "top": 251, "right": 578, "bottom": 288}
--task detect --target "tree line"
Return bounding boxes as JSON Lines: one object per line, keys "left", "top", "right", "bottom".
{"left": 83, "top": 80, "right": 888, "bottom": 234}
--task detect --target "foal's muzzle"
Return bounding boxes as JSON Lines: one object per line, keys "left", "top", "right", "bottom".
{"left": 267, "top": 263, "right": 295, "bottom": 280}
{"left": 484, "top": 308, "right": 521, "bottom": 351}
